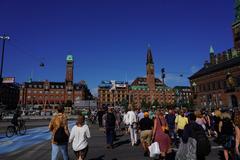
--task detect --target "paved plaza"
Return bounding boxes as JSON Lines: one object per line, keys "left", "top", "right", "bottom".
{"left": 0, "top": 120, "right": 225, "bottom": 160}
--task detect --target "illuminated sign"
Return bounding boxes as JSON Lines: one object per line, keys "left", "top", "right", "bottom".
{"left": 2, "top": 77, "right": 15, "bottom": 83}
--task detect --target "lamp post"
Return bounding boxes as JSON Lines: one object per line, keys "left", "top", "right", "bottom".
{"left": 0, "top": 34, "right": 10, "bottom": 84}
{"left": 161, "top": 68, "right": 166, "bottom": 107}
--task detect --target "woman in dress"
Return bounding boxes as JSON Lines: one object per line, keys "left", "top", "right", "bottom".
{"left": 152, "top": 110, "right": 171, "bottom": 159}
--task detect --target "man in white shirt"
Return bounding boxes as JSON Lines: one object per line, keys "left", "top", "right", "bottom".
{"left": 126, "top": 106, "right": 138, "bottom": 146}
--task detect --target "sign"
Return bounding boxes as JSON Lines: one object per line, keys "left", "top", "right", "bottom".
{"left": 74, "top": 100, "right": 97, "bottom": 108}
{"left": 2, "top": 77, "right": 15, "bottom": 83}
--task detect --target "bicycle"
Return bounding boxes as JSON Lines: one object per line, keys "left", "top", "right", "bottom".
{"left": 6, "top": 119, "right": 27, "bottom": 137}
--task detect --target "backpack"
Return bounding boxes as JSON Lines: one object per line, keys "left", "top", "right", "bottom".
{"left": 192, "top": 123, "right": 211, "bottom": 156}
{"left": 54, "top": 117, "right": 68, "bottom": 145}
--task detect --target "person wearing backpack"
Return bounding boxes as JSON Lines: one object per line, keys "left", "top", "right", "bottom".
{"left": 182, "top": 113, "right": 211, "bottom": 160}
{"left": 49, "top": 106, "right": 69, "bottom": 160}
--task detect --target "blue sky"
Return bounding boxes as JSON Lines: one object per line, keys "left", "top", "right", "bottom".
{"left": 0, "top": 0, "right": 235, "bottom": 95}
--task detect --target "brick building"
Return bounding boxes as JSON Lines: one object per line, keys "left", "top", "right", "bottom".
{"left": 97, "top": 48, "right": 175, "bottom": 109}
{"left": 129, "top": 47, "right": 175, "bottom": 108}
{"left": 189, "top": 1, "right": 240, "bottom": 108}
{"left": 19, "top": 55, "right": 92, "bottom": 114}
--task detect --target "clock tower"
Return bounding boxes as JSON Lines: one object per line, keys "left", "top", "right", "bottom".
{"left": 146, "top": 47, "right": 156, "bottom": 91}
{"left": 65, "top": 55, "right": 74, "bottom": 103}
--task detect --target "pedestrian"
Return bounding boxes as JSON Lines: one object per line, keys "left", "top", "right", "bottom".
{"left": 103, "top": 107, "right": 116, "bottom": 149}
{"left": 165, "top": 108, "right": 176, "bottom": 139}
{"left": 195, "top": 110, "right": 206, "bottom": 131}
{"left": 219, "top": 111, "right": 235, "bottom": 160}
{"left": 123, "top": 109, "right": 129, "bottom": 134}
{"left": 69, "top": 115, "right": 90, "bottom": 160}
{"left": 234, "top": 110, "right": 240, "bottom": 159}
{"left": 181, "top": 113, "right": 211, "bottom": 160}
{"left": 175, "top": 110, "right": 188, "bottom": 139}
{"left": 115, "top": 109, "right": 122, "bottom": 135}
{"left": 49, "top": 106, "right": 69, "bottom": 160}
{"left": 139, "top": 112, "right": 153, "bottom": 157}
{"left": 137, "top": 109, "right": 144, "bottom": 122}
{"left": 126, "top": 106, "right": 138, "bottom": 146}
{"left": 96, "top": 108, "right": 105, "bottom": 128}
{"left": 152, "top": 110, "right": 171, "bottom": 159}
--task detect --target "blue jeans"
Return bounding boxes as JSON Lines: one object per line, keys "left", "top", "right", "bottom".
{"left": 106, "top": 128, "right": 115, "bottom": 145}
{"left": 51, "top": 143, "right": 69, "bottom": 160}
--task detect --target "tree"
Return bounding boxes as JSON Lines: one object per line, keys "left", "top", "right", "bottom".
{"left": 120, "top": 99, "right": 129, "bottom": 111}
{"left": 141, "top": 99, "right": 148, "bottom": 111}
{"left": 152, "top": 99, "right": 160, "bottom": 108}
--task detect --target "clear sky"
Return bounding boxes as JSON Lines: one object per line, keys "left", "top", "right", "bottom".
{"left": 0, "top": 0, "right": 235, "bottom": 95}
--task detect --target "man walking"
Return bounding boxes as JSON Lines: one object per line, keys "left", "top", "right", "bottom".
{"left": 126, "top": 106, "right": 138, "bottom": 146}
{"left": 139, "top": 112, "right": 153, "bottom": 157}
{"left": 49, "top": 106, "right": 69, "bottom": 160}
{"left": 103, "top": 107, "right": 116, "bottom": 149}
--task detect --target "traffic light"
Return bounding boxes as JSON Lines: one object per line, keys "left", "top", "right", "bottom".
{"left": 161, "top": 68, "right": 165, "bottom": 79}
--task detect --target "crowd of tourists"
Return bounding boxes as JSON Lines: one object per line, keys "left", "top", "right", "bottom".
{"left": 47, "top": 105, "right": 240, "bottom": 160}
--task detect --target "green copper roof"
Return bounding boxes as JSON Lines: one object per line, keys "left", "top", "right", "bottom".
{"left": 66, "top": 55, "right": 73, "bottom": 61}
{"left": 131, "top": 86, "right": 149, "bottom": 90}
{"left": 210, "top": 46, "right": 214, "bottom": 53}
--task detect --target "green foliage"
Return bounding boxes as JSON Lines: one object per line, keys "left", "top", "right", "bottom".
{"left": 141, "top": 99, "right": 148, "bottom": 111}
{"left": 120, "top": 99, "right": 129, "bottom": 111}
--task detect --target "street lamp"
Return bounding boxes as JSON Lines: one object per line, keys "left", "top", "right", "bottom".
{"left": 161, "top": 68, "right": 166, "bottom": 106}
{"left": 0, "top": 34, "right": 10, "bottom": 84}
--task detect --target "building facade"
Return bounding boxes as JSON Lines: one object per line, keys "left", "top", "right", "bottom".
{"left": 189, "top": 1, "right": 240, "bottom": 108}
{"left": 98, "top": 80, "right": 129, "bottom": 107}
{"left": 173, "top": 86, "right": 193, "bottom": 107}
{"left": 18, "top": 55, "right": 92, "bottom": 114}
{"left": 98, "top": 48, "right": 175, "bottom": 109}
{"left": 0, "top": 78, "right": 20, "bottom": 110}
{"left": 129, "top": 48, "right": 175, "bottom": 108}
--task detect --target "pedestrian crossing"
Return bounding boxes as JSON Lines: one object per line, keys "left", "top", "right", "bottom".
{"left": 0, "top": 121, "right": 75, "bottom": 154}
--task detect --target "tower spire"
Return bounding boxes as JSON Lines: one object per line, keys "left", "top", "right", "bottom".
{"left": 146, "top": 47, "right": 154, "bottom": 64}
{"left": 210, "top": 45, "right": 214, "bottom": 53}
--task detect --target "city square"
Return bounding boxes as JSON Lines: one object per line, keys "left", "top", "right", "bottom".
{"left": 1, "top": 0, "right": 240, "bottom": 160}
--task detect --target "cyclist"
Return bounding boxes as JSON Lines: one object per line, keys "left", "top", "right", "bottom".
{"left": 11, "top": 109, "right": 21, "bottom": 133}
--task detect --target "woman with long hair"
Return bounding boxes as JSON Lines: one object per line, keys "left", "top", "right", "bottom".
{"left": 69, "top": 115, "right": 91, "bottom": 160}
{"left": 152, "top": 110, "right": 171, "bottom": 159}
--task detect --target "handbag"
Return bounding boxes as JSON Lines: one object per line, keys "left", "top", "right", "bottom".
{"left": 158, "top": 118, "right": 169, "bottom": 134}
{"left": 148, "top": 142, "right": 160, "bottom": 158}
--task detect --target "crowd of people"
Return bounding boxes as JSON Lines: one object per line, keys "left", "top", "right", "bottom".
{"left": 97, "top": 105, "right": 240, "bottom": 160}
{"left": 47, "top": 105, "right": 240, "bottom": 160}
